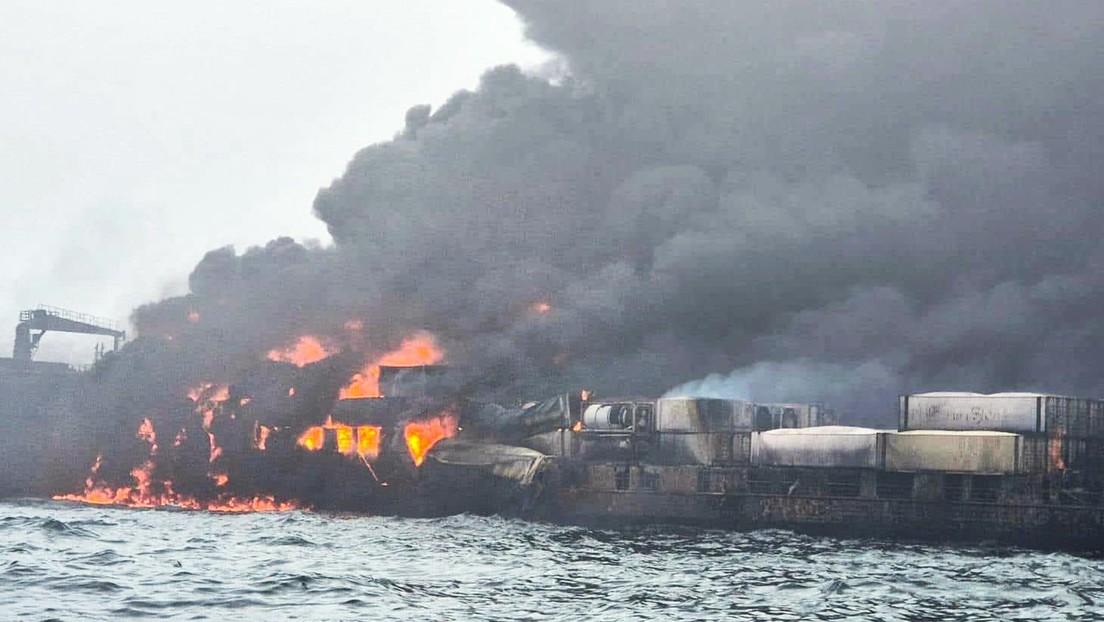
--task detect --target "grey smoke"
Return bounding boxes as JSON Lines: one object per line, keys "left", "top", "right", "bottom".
{"left": 115, "top": 1, "right": 1104, "bottom": 428}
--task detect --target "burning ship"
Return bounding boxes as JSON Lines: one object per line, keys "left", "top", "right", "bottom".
{"left": 6, "top": 307, "right": 1103, "bottom": 551}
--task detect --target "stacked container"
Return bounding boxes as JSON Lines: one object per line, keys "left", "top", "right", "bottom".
{"left": 758, "top": 403, "right": 837, "bottom": 428}
{"left": 752, "top": 426, "right": 886, "bottom": 469}
{"left": 653, "top": 397, "right": 756, "bottom": 465}
{"left": 899, "top": 392, "right": 1104, "bottom": 475}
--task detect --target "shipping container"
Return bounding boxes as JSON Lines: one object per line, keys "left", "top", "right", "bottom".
{"left": 751, "top": 426, "right": 888, "bottom": 469}
{"left": 884, "top": 430, "right": 1023, "bottom": 474}
{"left": 656, "top": 398, "right": 758, "bottom": 432}
{"left": 652, "top": 432, "right": 752, "bottom": 466}
{"left": 759, "top": 403, "right": 836, "bottom": 428}
{"left": 900, "top": 392, "right": 1042, "bottom": 433}
{"left": 900, "top": 392, "right": 1104, "bottom": 437}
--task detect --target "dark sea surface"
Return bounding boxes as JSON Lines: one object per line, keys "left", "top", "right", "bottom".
{"left": 2, "top": 499, "right": 1103, "bottom": 621}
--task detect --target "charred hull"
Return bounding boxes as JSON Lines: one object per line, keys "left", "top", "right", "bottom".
{"left": 527, "top": 465, "right": 1104, "bottom": 552}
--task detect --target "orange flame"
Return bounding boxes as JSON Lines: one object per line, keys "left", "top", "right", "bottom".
{"left": 266, "top": 335, "right": 337, "bottom": 367}
{"left": 339, "top": 331, "right": 444, "bottom": 399}
{"left": 53, "top": 421, "right": 301, "bottom": 513}
{"left": 295, "top": 417, "right": 382, "bottom": 459}
{"left": 187, "top": 310, "right": 201, "bottom": 324}
{"left": 334, "top": 424, "right": 354, "bottom": 455}
{"left": 532, "top": 301, "right": 552, "bottom": 314}
{"left": 137, "top": 418, "right": 158, "bottom": 455}
{"left": 356, "top": 426, "right": 382, "bottom": 459}
{"left": 403, "top": 415, "right": 458, "bottom": 466}
{"left": 297, "top": 426, "right": 324, "bottom": 451}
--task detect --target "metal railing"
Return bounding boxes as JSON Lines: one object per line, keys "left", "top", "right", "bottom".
{"left": 20, "top": 304, "right": 123, "bottom": 333}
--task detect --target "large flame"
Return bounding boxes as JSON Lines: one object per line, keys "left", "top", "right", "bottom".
{"left": 339, "top": 331, "right": 444, "bottom": 399}
{"left": 297, "top": 426, "right": 324, "bottom": 451}
{"left": 403, "top": 415, "right": 458, "bottom": 467}
{"left": 296, "top": 416, "right": 382, "bottom": 459}
{"left": 356, "top": 426, "right": 382, "bottom": 459}
{"left": 54, "top": 420, "right": 301, "bottom": 513}
{"left": 266, "top": 335, "right": 338, "bottom": 367}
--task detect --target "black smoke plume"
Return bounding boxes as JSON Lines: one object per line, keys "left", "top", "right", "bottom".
{"left": 10, "top": 1, "right": 1104, "bottom": 500}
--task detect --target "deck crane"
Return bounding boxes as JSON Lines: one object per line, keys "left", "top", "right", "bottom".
{"left": 13, "top": 305, "right": 126, "bottom": 362}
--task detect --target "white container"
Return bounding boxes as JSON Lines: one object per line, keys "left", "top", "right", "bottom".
{"left": 752, "top": 426, "right": 887, "bottom": 469}
{"left": 885, "top": 430, "right": 1023, "bottom": 474}
{"left": 900, "top": 392, "right": 1044, "bottom": 433}
{"left": 901, "top": 392, "right": 1104, "bottom": 437}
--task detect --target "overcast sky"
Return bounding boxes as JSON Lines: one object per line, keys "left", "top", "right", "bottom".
{"left": 0, "top": 0, "right": 547, "bottom": 364}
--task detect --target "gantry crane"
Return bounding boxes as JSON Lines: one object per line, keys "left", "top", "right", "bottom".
{"left": 13, "top": 305, "right": 126, "bottom": 362}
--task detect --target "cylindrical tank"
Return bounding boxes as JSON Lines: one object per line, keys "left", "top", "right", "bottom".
{"left": 583, "top": 403, "right": 633, "bottom": 430}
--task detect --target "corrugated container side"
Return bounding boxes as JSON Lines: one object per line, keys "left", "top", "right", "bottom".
{"left": 1072, "top": 398, "right": 1092, "bottom": 437}
{"left": 903, "top": 394, "right": 1041, "bottom": 433}
{"left": 760, "top": 403, "right": 829, "bottom": 429}
{"left": 656, "top": 398, "right": 755, "bottom": 432}
{"left": 653, "top": 432, "right": 747, "bottom": 466}
{"left": 1019, "top": 436, "right": 1049, "bottom": 474}
{"left": 1089, "top": 401, "right": 1104, "bottom": 438}
{"left": 1044, "top": 397, "right": 1063, "bottom": 437}
{"left": 884, "top": 431, "right": 1021, "bottom": 474}
{"left": 1042, "top": 397, "right": 1095, "bottom": 438}
{"left": 751, "top": 428, "right": 886, "bottom": 469}
{"left": 900, "top": 393, "right": 1037, "bottom": 433}
{"left": 1082, "top": 438, "right": 1104, "bottom": 474}
{"left": 733, "top": 433, "right": 752, "bottom": 464}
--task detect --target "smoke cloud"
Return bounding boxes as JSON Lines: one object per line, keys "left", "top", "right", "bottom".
{"left": 69, "top": 0, "right": 1104, "bottom": 455}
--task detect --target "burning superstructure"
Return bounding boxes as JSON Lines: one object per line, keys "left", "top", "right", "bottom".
{"left": 42, "top": 324, "right": 464, "bottom": 515}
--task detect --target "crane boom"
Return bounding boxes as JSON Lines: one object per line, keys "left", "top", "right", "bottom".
{"left": 13, "top": 305, "right": 126, "bottom": 361}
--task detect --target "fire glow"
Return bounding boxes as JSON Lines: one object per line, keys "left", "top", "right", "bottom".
{"left": 404, "top": 415, "right": 458, "bottom": 467}
{"left": 296, "top": 416, "right": 382, "bottom": 459}
{"left": 266, "top": 335, "right": 338, "bottom": 367}
{"left": 53, "top": 420, "right": 300, "bottom": 513}
{"left": 339, "top": 331, "right": 444, "bottom": 399}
